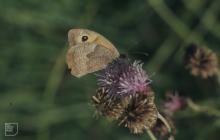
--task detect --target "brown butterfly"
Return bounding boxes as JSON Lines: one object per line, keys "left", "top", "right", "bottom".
{"left": 66, "top": 29, "right": 120, "bottom": 78}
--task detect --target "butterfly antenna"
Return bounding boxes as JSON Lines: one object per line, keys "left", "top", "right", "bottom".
{"left": 129, "top": 51, "right": 149, "bottom": 57}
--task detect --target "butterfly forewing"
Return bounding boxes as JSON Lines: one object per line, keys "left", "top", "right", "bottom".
{"left": 66, "top": 29, "right": 119, "bottom": 78}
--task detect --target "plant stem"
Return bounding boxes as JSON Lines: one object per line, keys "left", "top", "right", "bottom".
{"left": 168, "top": 135, "right": 175, "bottom": 140}
{"left": 158, "top": 113, "right": 175, "bottom": 140}
{"left": 158, "top": 113, "right": 171, "bottom": 132}
{"left": 146, "top": 129, "right": 157, "bottom": 140}
{"left": 186, "top": 98, "right": 220, "bottom": 118}
{"left": 44, "top": 47, "right": 66, "bottom": 103}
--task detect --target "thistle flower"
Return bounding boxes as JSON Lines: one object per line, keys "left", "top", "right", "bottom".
{"left": 164, "top": 92, "right": 186, "bottom": 114}
{"left": 92, "top": 88, "right": 125, "bottom": 120}
{"left": 118, "top": 92, "right": 158, "bottom": 134}
{"left": 97, "top": 58, "right": 152, "bottom": 98}
{"left": 184, "top": 44, "right": 218, "bottom": 79}
{"left": 94, "top": 58, "right": 159, "bottom": 134}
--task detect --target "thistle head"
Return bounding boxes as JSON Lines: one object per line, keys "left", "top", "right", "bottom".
{"left": 92, "top": 88, "right": 125, "bottom": 120}
{"left": 118, "top": 92, "right": 158, "bottom": 134}
{"left": 97, "top": 58, "right": 152, "bottom": 98}
{"left": 184, "top": 44, "right": 218, "bottom": 79}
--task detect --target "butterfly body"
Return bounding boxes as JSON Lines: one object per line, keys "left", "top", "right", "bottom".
{"left": 66, "top": 29, "right": 119, "bottom": 78}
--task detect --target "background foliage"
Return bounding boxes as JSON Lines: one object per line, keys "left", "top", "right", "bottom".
{"left": 0, "top": 0, "right": 220, "bottom": 139}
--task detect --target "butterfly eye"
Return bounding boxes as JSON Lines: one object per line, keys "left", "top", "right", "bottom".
{"left": 82, "top": 36, "right": 88, "bottom": 42}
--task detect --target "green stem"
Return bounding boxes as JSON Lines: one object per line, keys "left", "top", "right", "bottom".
{"left": 158, "top": 113, "right": 171, "bottom": 132}
{"left": 43, "top": 48, "right": 67, "bottom": 103}
{"left": 146, "top": 129, "right": 157, "bottom": 140}
{"left": 158, "top": 113, "right": 175, "bottom": 140}
{"left": 186, "top": 98, "right": 220, "bottom": 118}
{"left": 37, "top": 47, "right": 67, "bottom": 140}
{"left": 147, "top": 0, "right": 192, "bottom": 40}
{"left": 145, "top": 36, "right": 178, "bottom": 72}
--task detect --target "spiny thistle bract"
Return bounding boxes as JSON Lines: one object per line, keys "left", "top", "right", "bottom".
{"left": 92, "top": 88, "right": 125, "bottom": 120}
{"left": 119, "top": 92, "right": 158, "bottom": 134}
{"left": 97, "top": 58, "right": 151, "bottom": 98}
{"left": 184, "top": 44, "right": 218, "bottom": 79}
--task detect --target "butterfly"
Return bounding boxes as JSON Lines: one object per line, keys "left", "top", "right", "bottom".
{"left": 66, "top": 29, "right": 120, "bottom": 78}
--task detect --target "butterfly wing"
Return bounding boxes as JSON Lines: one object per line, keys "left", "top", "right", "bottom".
{"left": 86, "top": 44, "right": 118, "bottom": 73}
{"left": 66, "top": 43, "right": 96, "bottom": 77}
{"left": 66, "top": 28, "right": 120, "bottom": 78}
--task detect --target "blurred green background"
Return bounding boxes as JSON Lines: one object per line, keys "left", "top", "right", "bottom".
{"left": 0, "top": 0, "right": 220, "bottom": 139}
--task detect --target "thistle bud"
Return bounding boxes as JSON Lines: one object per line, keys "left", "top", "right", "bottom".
{"left": 164, "top": 92, "right": 186, "bottom": 115}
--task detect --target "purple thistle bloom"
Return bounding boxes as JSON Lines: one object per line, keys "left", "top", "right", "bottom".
{"left": 97, "top": 58, "right": 151, "bottom": 98}
{"left": 164, "top": 92, "right": 186, "bottom": 114}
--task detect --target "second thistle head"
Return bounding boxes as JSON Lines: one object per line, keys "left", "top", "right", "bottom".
{"left": 97, "top": 58, "right": 152, "bottom": 98}
{"left": 184, "top": 44, "right": 218, "bottom": 79}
